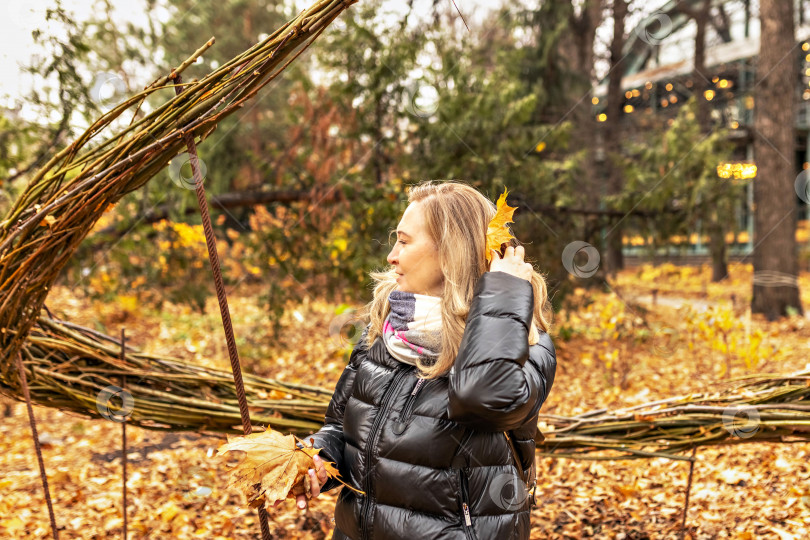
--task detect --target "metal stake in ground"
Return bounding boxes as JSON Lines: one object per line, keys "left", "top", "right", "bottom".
{"left": 121, "top": 328, "right": 128, "bottom": 540}
{"left": 681, "top": 445, "right": 698, "bottom": 538}
{"left": 172, "top": 75, "right": 273, "bottom": 540}
{"left": 15, "top": 351, "right": 59, "bottom": 539}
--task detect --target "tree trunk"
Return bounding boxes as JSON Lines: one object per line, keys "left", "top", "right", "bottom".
{"left": 569, "top": 0, "right": 605, "bottom": 269}
{"left": 603, "top": 0, "right": 627, "bottom": 276}
{"left": 752, "top": 0, "right": 804, "bottom": 319}
{"left": 707, "top": 217, "right": 729, "bottom": 281}
{"left": 691, "top": 1, "right": 711, "bottom": 132}
{"left": 685, "top": 0, "right": 730, "bottom": 281}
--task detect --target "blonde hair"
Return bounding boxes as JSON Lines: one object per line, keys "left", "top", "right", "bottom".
{"left": 360, "top": 180, "right": 551, "bottom": 380}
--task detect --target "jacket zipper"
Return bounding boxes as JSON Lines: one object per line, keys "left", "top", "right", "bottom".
{"left": 359, "top": 366, "right": 410, "bottom": 540}
{"left": 458, "top": 467, "right": 477, "bottom": 540}
{"left": 392, "top": 377, "right": 425, "bottom": 434}
{"left": 405, "top": 377, "right": 424, "bottom": 411}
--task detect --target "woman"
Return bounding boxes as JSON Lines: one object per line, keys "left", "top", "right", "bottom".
{"left": 273, "top": 180, "right": 557, "bottom": 539}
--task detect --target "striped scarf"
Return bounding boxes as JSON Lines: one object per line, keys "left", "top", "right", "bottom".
{"left": 382, "top": 289, "right": 443, "bottom": 366}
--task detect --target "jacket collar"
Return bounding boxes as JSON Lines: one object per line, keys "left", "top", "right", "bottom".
{"left": 367, "top": 336, "right": 405, "bottom": 371}
{"left": 367, "top": 336, "right": 454, "bottom": 380}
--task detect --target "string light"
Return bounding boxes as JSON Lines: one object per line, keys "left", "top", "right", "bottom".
{"left": 704, "top": 89, "right": 715, "bottom": 100}
{"left": 717, "top": 162, "right": 757, "bottom": 179}
{"left": 592, "top": 96, "right": 599, "bottom": 105}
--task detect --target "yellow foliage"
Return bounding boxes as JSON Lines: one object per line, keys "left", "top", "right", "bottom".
{"left": 171, "top": 222, "right": 206, "bottom": 247}
{"left": 690, "top": 305, "right": 778, "bottom": 373}
{"left": 216, "top": 428, "right": 358, "bottom": 509}
{"left": 332, "top": 238, "right": 348, "bottom": 253}
{"left": 636, "top": 262, "right": 694, "bottom": 283}
{"left": 117, "top": 295, "right": 138, "bottom": 312}
{"left": 326, "top": 220, "right": 351, "bottom": 261}
{"left": 159, "top": 501, "right": 180, "bottom": 522}
{"left": 485, "top": 187, "right": 517, "bottom": 264}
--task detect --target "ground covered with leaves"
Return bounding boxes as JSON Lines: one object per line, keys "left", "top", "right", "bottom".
{"left": 2, "top": 263, "right": 809, "bottom": 539}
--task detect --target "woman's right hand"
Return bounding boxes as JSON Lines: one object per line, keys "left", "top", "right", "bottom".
{"left": 267, "top": 452, "right": 329, "bottom": 511}
{"left": 489, "top": 245, "right": 533, "bottom": 282}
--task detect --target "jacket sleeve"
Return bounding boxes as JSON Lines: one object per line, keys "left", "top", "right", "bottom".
{"left": 297, "top": 324, "right": 370, "bottom": 493}
{"left": 447, "top": 270, "right": 554, "bottom": 432}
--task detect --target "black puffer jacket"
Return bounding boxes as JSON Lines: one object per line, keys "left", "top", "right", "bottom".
{"left": 306, "top": 271, "right": 557, "bottom": 539}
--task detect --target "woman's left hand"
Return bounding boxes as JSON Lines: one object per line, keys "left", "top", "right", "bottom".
{"left": 267, "top": 441, "right": 329, "bottom": 511}
{"left": 489, "top": 245, "right": 532, "bottom": 282}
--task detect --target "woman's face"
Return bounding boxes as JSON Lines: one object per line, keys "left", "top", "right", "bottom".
{"left": 387, "top": 201, "right": 444, "bottom": 297}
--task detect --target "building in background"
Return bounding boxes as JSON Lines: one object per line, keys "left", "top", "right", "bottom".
{"left": 593, "top": 0, "right": 810, "bottom": 261}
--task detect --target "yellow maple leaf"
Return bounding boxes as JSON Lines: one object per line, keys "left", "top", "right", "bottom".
{"left": 485, "top": 186, "right": 518, "bottom": 264}
{"left": 216, "top": 428, "right": 363, "bottom": 508}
